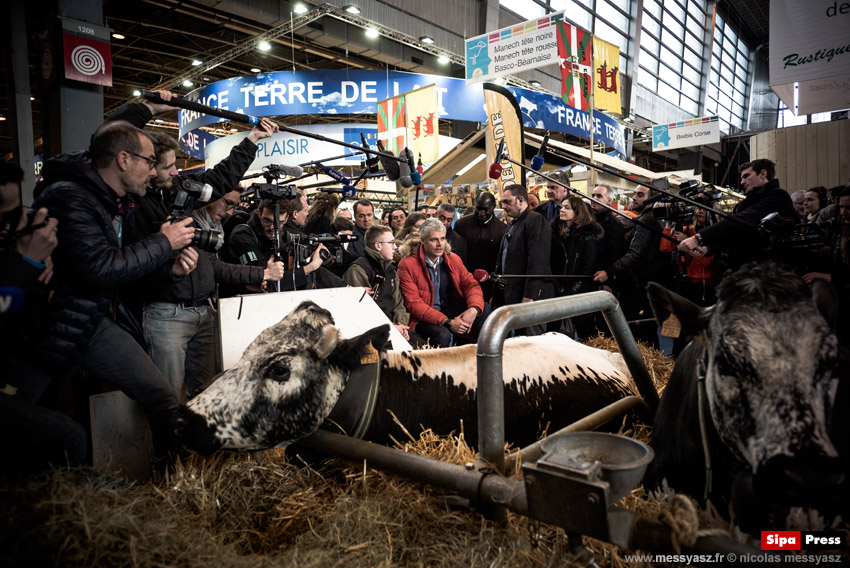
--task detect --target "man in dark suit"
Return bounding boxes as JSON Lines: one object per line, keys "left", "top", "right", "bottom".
{"left": 494, "top": 183, "right": 552, "bottom": 335}
{"left": 536, "top": 170, "right": 570, "bottom": 222}
{"left": 453, "top": 192, "right": 506, "bottom": 302}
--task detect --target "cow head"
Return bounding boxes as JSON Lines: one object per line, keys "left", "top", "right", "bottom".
{"left": 177, "top": 301, "right": 390, "bottom": 453}
{"left": 648, "top": 263, "right": 843, "bottom": 506}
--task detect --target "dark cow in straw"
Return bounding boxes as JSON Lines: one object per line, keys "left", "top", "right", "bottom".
{"left": 178, "top": 301, "right": 634, "bottom": 453}
{"left": 645, "top": 262, "right": 846, "bottom": 531}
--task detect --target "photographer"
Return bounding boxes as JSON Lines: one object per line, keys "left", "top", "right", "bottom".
{"left": 678, "top": 159, "right": 794, "bottom": 269}
{"left": 1, "top": 161, "right": 88, "bottom": 474}
{"left": 593, "top": 185, "right": 673, "bottom": 348}
{"left": 659, "top": 197, "right": 721, "bottom": 306}
{"left": 221, "top": 196, "right": 337, "bottom": 293}
{"left": 30, "top": 120, "right": 199, "bottom": 465}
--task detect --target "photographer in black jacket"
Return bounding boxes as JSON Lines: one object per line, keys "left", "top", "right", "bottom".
{"left": 678, "top": 159, "right": 794, "bottom": 269}
{"left": 32, "top": 120, "right": 198, "bottom": 463}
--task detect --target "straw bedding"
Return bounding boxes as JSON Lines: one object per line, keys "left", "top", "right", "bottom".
{"left": 0, "top": 337, "right": 841, "bottom": 567}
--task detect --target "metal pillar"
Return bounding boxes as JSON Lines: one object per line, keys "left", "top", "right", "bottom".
{"left": 4, "top": 2, "right": 36, "bottom": 201}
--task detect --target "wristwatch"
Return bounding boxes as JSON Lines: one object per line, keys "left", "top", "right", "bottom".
{"left": 442, "top": 318, "right": 452, "bottom": 330}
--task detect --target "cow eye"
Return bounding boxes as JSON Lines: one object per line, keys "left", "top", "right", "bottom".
{"left": 267, "top": 362, "right": 290, "bottom": 382}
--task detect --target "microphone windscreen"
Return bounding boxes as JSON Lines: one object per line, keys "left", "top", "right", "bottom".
{"left": 488, "top": 163, "right": 503, "bottom": 180}
{"left": 531, "top": 155, "right": 544, "bottom": 171}
{"left": 398, "top": 151, "right": 412, "bottom": 188}
{"left": 0, "top": 286, "right": 25, "bottom": 314}
{"left": 410, "top": 170, "right": 422, "bottom": 186}
{"left": 342, "top": 185, "right": 357, "bottom": 198}
{"left": 380, "top": 152, "right": 400, "bottom": 181}
{"left": 473, "top": 269, "right": 490, "bottom": 283}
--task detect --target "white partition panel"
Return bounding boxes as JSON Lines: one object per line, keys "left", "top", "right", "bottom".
{"left": 218, "top": 288, "right": 411, "bottom": 370}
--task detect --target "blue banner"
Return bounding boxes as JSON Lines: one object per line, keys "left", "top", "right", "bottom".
{"left": 179, "top": 70, "right": 625, "bottom": 157}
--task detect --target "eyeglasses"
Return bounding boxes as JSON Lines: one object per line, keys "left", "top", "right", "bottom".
{"left": 127, "top": 152, "right": 158, "bottom": 169}
{"left": 260, "top": 217, "right": 281, "bottom": 226}
{"left": 377, "top": 240, "right": 397, "bottom": 247}
{"left": 222, "top": 197, "right": 238, "bottom": 211}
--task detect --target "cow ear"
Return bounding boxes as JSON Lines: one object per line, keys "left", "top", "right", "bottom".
{"left": 646, "top": 282, "right": 705, "bottom": 338}
{"left": 810, "top": 278, "right": 839, "bottom": 331}
{"left": 328, "top": 324, "right": 391, "bottom": 370}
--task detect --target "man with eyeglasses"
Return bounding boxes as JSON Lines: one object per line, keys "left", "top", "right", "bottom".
{"left": 100, "top": 89, "right": 281, "bottom": 401}
{"left": 398, "top": 218, "right": 487, "bottom": 347}
{"left": 343, "top": 225, "right": 410, "bottom": 340}
{"left": 32, "top": 120, "right": 199, "bottom": 465}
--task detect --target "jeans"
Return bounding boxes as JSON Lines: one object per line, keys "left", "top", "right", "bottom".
{"left": 83, "top": 317, "right": 180, "bottom": 458}
{"left": 416, "top": 303, "right": 492, "bottom": 348}
{"left": 143, "top": 302, "right": 217, "bottom": 401}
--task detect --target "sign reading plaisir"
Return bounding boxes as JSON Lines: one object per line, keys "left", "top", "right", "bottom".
{"left": 769, "top": 0, "right": 850, "bottom": 115}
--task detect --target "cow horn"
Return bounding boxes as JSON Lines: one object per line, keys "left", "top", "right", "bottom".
{"left": 310, "top": 324, "right": 339, "bottom": 359}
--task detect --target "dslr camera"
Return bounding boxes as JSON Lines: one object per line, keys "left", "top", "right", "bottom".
{"left": 169, "top": 177, "right": 221, "bottom": 252}
{"left": 288, "top": 233, "right": 358, "bottom": 267}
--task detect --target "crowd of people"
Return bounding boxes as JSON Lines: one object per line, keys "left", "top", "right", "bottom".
{"left": 2, "top": 87, "right": 848, "bottom": 476}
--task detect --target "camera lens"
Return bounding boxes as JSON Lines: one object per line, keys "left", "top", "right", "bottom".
{"left": 191, "top": 228, "right": 221, "bottom": 252}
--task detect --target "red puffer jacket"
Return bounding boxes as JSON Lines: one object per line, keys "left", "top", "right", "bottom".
{"left": 397, "top": 242, "right": 484, "bottom": 329}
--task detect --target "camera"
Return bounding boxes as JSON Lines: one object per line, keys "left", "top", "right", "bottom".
{"left": 246, "top": 183, "right": 298, "bottom": 201}
{"left": 759, "top": 213, "right": 831, "bottom": 250}
{"left": 287, "top": 233, "right": 358, "bottom": 267}
{"left": 169, "top": 177, "right": 220, "bottom": 252}
{"left": 652, "top": 186, "right": 723, "bottom": 226}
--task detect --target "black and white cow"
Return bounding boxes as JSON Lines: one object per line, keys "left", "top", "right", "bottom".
{"left": 178, "top": 301, "right": 635, "bottom": 453}
{"left": 645, "top": 262, "right": 845, "bottom": 531}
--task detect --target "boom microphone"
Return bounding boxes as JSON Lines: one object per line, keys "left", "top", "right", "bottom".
{"left": 361, "top": 133, "right": 380, "bottom": 173}
{"left": 473, "top": 269, "right": 491, "bottom": 283}
{"left": 319, "top": 186, "right": 358, "bottom": 198}
{"left": 489, "top": 139, "right": 506, "bottom": 179}
{"left": 398, "top": 148, "right": 413, "bottom": 188}
{"left": 401, "top": 148, "right": 421, "bottom": 186}
{"left": 531, "top": 132, "right": 549, "bottom": 171}
{"left": 0, "top": 286, "right": 25, "bottom": 315}
{"left": 320, "top": 166, "right": 351, "bottom": 186}
{"left": 377, "top": 140, "right": 401, "bottom": 181}
{"left": 266, "top": 164, "right": 304, "bottom": 177}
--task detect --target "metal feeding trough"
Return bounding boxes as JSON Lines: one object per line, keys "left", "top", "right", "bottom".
{"left": 537, "top": 432, "right": 654, "bottom": 503}
{"left": 523, "top": 432, "right": 654, "bottom": 542}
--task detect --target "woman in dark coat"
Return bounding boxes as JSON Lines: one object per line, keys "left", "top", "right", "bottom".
{"left": 550, "top": 195, "right": 604, "bottom": 339}
{"left": 304, "top": 191, "right": 340, "bottom": 235}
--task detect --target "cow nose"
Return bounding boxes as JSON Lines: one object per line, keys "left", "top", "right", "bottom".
{"left": 755, "top": 455, "right": 846, "bottom": 506}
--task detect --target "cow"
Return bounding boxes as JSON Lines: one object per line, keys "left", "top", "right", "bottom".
{"left": 644, "top": 262, "right": 845, "bottom": 533}
{"left": 178, "top": 301, "right": 635, "bottom": 454}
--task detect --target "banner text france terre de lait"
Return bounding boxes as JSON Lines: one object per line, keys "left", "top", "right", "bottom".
{"left": 178, "top": 69, "right": 626, "bottom": 158}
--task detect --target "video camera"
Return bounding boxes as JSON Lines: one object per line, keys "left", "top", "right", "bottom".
{"left": 287, "top": 233, "right": 358, "bottom": 267}
{"left": 758, "top": 212, "right": 832, "bottom": 251}
{"left": 651, "top": 180, "right": 723, "bottom": 226}
{"left": 247, "top": 183, "right": 299, "bottom": 201}
{"left": 169, "top": 176, "right": 221, "bottom": 252}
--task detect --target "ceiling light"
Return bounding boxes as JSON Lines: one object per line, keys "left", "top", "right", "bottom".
{"left": 132, "top": 89, "right": 141, "bottom": 96}
{"left": 30, "top": 96, "right": 35, "bottom": 101}
{"left": 437, "top": 55, "right": 450, "bottom": 64}
{"left": 111, "top": 33, "right": 125, "bottom": 40}
{"left": 183, "top": 79, "right": 193, "bottom": 87}
{"left": 203, "top": 77, "right": 210, "bottom": 81}
{"left": 258, "top": 40, "right": 271, "bottom": 52}
{"left": 365, "top": 28, "right": 379, "bottom": 39}
{"left": 419, "top": 36, "right": 434, "bottom": 44}
{"left": 529, "top": 80, "right": 541, "bottom": 87}
{"left": 154, "top": 118, "right": 164, "bottom": 123}
{"left": 344, "top": 5, "right": 361, "bottom": 14}
{"left": 0, "top": 116, "right": 6, "bottom": 121}
{"left": 250, "top": 68, "right": 261, "bottom": 73}
{"left": 230, "top": 128, "right": 238, "bottom": 132}
{"left": 293, "top": 3, "right": 308, "bottom": 14}
{"left": 192, "top": 59, "right": 203, "bottom": 66}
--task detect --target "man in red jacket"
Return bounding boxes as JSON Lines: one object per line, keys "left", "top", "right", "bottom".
{"left": 398, "top": 218, "right": 489, "bottom": 347}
